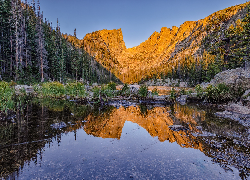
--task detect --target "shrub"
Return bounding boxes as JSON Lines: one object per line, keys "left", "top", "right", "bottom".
{"left": 65, "top": 82, "right": 86, "bottom": 98}
{"left": 120, "top": 84, "right": 130, "bottom": 96}
{"left": 92, "top": 86, "right": 101, "bottom": 99}
{"left": 100, "top": 85, "right": 114, "bottom": 98}
{"left": 107, "top": 82, "right": 116, "bottom": 91}
{"left": 138, "top": 85, "right": 148, "bottom": 98}
{"left": 180, "top": 88, "right": 187, "bottom": 95}
{"left": 195, "top": 84, "right": 203, "bottom": 98}
{"left": 41, "top": 82, "right": 65, "bottom": 98}
{"left": 205, "top": 83, "right": 232, "bottom": 103}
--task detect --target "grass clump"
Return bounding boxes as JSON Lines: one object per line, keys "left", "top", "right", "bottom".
{"left": 0, "top": 81, "right": 15, "bottom": 112}
{"left": 41, "top": 82, "right": 65, "bottom": 98}
{"left": 138, "top": 85, "right": 148, "bottom": 98}
{"left": 65, "top": 82, "right": 86, "bottom": 98}
{"left": 107, "top": 82, "right": 116, "bottom": 91}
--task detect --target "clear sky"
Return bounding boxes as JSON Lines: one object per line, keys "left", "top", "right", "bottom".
{"left": 27, "top": 0, "right": 249, "bottom": 48}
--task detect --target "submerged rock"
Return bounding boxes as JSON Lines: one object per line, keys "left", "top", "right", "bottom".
{"left": 50, "top": 122, "right": 67, "bottom": 129}
{"left": 169, "top": 125, "right": 187, "bottom": 131}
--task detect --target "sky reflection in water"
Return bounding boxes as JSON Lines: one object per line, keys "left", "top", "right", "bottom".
{"left": 1, "top": 101, "right": 249, "bottom": 179}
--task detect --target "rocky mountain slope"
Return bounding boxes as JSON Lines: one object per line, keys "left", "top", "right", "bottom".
{"left": 82, "top": 2, "right": 250, "bottom": 83}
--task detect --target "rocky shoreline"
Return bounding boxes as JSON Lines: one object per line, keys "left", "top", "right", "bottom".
{"left": 12, "top": 67, "right": 250, "bottom": 125}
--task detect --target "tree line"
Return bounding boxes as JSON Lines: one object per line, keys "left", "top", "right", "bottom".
{"left": 0, "top": 0, "right": 120, "bottom": 84}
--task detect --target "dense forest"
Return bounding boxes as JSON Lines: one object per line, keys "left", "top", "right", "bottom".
{"left": 0, "top": 0, "right": 120, "bottom": 84}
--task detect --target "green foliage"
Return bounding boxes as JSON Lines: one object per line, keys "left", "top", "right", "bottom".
{"left": 41, "top": 82, "right": 65, "bottom": 98}
{"left": 138, "top": 85, "right": 148, "bottom": 98}
{"left": 0, "top": 81, "right": 15, "bottom": 112}
{"left": 180, "top": 88, "right": 187, "bottom": 95}
{"left": 65, "top": 82, "right": 86, "bottom": 98}
{"left": 120, "top": 83, "right": 130, "bottom": 96}
{"left": 195, "top": 84, "right": 203, "bottom": 98}
{"left": 92, "top": 84, "right": 116, "bottom": 99}
{"left": 92, "top": 86, "right": 101, "bottom": 99}
{"left": 152, "top": 87, "right": 159, "bottom": 96}
{"left": 100, "top": 85, "right": 115, "bottom": 98}
{"left": 204, "top": 83, "right": 245, "bottom": 103}
{"left": 170, "top": 88, "right": 176, "bottom": 100}
{"left": 107, "top": 82, "right": 116, "bottom": 91}
{"left": 187, "top": 89, "right": 194, "bottom": 95}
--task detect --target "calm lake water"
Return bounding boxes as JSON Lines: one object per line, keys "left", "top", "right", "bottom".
{"left": 0, "top": 99, "right": 249, "bottom": 179}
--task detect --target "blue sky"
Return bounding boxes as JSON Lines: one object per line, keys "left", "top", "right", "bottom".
{"left": 28, "top": 0, "right": 248, "bottom": 48}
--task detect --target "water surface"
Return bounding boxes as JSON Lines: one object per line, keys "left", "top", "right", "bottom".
{"left": 0, "top": 99, "right": 249, "bottom": 179}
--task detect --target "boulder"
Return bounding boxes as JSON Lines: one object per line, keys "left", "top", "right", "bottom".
{"left": 210, "top": 68, "right": 250, "bottom": 89}
{"left": 242, "top": 89, "right": 250, "bottom": 98}
{"left": 176, "top": 95, "right": 188, "bottom": 104}
{"left": 225, "top": 103, "right": 250, "bottom": 115}
{"left": 15, "top": 85, "right": 34, "bottom": 94}
{"left": 129, "top": 85, "right": 140, "bottom": 94}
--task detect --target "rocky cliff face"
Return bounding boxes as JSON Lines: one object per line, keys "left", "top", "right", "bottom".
{"left": 83, "top": 2, "right": 250, "bottom": 83}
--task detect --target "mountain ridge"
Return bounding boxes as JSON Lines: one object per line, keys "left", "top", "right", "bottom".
{"left": 82, "top": 1, "right": 250, "bottom": 84}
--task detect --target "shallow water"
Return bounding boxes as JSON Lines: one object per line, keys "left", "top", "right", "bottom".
{"left": 0, "top": 99, "right": 249, "bottom": 179}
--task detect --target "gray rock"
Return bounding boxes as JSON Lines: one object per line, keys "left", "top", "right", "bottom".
{"left": 176, "top": 95, "right": 188, "bottom": 104}
{"left": 226, "top": 103, "right": 250, "bottom": 115}
{"left": 15, "top": 85, "right": 34, "bottom": 94}
{"left": 152, "top": 95, "right": 167, "bottom": 100}
{"left": 200, "top": 82, "right": 210, "bottom": 89}
{"left": 242, "top": 89, "right": 250, "bottom": 98}
{"left": 129, "top": 85, "right": 140, "bottom": 94}
{"left": 210, "top": 68, "right": 250, "bottom": 89}
{"left": 179, "top": 82, "right": 187, "bottom": 87}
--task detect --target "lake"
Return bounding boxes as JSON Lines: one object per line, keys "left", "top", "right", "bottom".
{"left": 0, "top": 99, "right": 249, "bottom": 179}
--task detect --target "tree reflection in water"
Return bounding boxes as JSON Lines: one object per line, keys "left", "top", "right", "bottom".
{"left": 0, "top": 99, "right": 249, "bottom": 179}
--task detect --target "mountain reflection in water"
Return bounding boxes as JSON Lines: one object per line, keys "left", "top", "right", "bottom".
{"left": 84, "top": 105, "right": 203, "bottom": 151}
{"left": 0, "top": 99, "right": 249, "bottom": 179}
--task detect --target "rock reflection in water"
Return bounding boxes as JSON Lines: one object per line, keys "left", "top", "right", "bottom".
{"left": 0, "top": 100, "right": 249, "bottom": 179}
{"left": 84, "top": 104, "right": 203, "bottom": 151}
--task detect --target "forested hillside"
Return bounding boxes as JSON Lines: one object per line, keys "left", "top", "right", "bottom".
{"left": 82, "top": 2, "right": 250, "bottom": 85}
{"left": 0, "top": 0, "right": 120, "bottom": 84}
